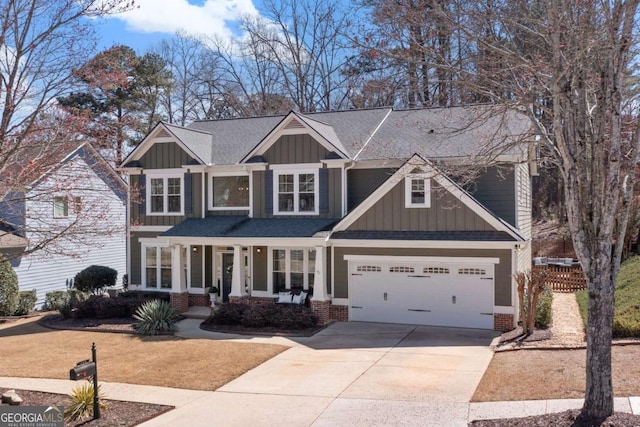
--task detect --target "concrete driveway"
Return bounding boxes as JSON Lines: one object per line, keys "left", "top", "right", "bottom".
{"left": 143, "top": 322, "right": 498, "bottom": 427}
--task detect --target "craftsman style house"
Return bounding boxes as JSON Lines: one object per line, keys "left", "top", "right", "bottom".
{"left": 121, "top": 106, "right": 534, "bottom": 331}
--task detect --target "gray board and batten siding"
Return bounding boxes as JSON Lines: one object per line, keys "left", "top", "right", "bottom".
{"left": 129, "top": 231, "right": 162, "bottom": 285}
{"left": 332, "top": 247, "right": 512, "bottom": 306}
{"left": 346, "top": 179, "right": 495, "bottom": 233}
{"left": 262, "top": 134, "right": 330, "bottom": 164}
{"left": 465, "top": 165, "right": 516, "bottom": 228}
{"left": 137, "top": 141, "right": 194, "bottom": 169}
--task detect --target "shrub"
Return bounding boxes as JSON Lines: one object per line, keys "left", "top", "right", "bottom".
{"left": 535, "top": 286, "right": 553, "bottom": 329}
{"left": 74, "top": 295, "right": 145, "bottom": 319}
{"left": 208, "top": 303, "right": 249, "bottom": 325}
{"left": 64, "top": 383, "right": 106, "bottom": 422}
{"left": 133, "top": 299, "right": 179, "bottom": 335}
{"left": 118, "top": 290, "right": 171, "bottom": 302}
{"left": 240, "top": 304, "right": 276, "bottom": 328}
{"left": 74, "top": 265, "right": 117, "bottom": 295}
{"left": 44, "top": 291, "right": 67, "bottom": 311}
{"left": 13, "top": 290, "right": 37, "bottom": 315}
{"left": 0, "top": 255, "right": 19, "bottom": 316}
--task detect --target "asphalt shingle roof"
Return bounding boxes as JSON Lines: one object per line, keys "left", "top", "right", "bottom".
{"left": 162, "top": 216, "right": 340, "bottom": 238}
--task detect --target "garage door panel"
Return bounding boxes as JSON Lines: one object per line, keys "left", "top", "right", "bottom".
{"left": 348, "top": 260, "right": 495, "bottom": 329}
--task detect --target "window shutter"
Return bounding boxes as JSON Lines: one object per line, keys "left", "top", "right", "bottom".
{"left": 138, "top": 174, "right": 146, "bottom": 213}
{"left": 265, "top": 169, "right": 273, "bottom": 214}
{"left": 319, "top": 168, "right": 329, "bottom": 214}
{"left": 184, "top": 172, "right": 193, "bottom": 215}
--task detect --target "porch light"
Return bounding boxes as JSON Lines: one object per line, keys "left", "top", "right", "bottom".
{"left": 192, "top": 246, "right": 199, "bottom": 253}
{"left": 256, "top": 247, "right": 262, "bottom": 253}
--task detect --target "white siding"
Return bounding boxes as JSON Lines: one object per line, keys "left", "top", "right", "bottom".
{"left": 13, "top": 156, "right": 126, "bottom": 307}
{"left": 516, "top": 162, "right": 532, "bottom": 240}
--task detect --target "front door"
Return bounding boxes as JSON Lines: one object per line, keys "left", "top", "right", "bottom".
{"left": 222, "top": 253, "right": 234, "bottom": 302}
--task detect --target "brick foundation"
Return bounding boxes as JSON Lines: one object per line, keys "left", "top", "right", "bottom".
{"left": 494, "top": 313, "right": 515, "bottom": 332}
{"left": 188, "top": 293, "right": 210, "bottom": 307}
{"left": 329, "top": 304, "right": 348, "bottom": 322}
{"left": 170, "top": 292, "right": 189, "bottom": 313}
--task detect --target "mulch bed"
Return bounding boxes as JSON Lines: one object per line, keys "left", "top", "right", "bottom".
{"left": 0, "top": 389, "right": 172, "bottom": 427}
{"left": 470, "top": 409, "right": 640, "bottom": 426}
{"left": 497, "top": 326, "right": 553, "bottom": 345}
{"left": 39, "top": 314, "right": 138, "bottom": 334}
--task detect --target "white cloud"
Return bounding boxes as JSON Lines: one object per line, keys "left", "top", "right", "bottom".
{"left": 111, "top": 0, "right": 259, "bottom": 41}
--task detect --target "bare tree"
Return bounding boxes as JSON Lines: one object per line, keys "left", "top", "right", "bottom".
{"left": 0, "top": 0, "right": 133, "bottom": 256}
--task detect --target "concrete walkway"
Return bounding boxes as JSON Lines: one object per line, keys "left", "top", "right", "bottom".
{"left": 2, "top": 314, "right": 639, "bottom": 426}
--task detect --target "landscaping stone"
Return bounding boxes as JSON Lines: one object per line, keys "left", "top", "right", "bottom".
{"left": 1, "top": 389, "right": 23, "bottom": 405}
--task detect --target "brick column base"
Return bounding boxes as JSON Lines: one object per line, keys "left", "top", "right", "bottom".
{"left": 170, "top": 292, "right": 189, "bottom": 313}
{"left": 494, "top": 313, "right": 514, "bottom": 332}
{"left": 310, "top": 300, "right": 332, "bottom": 325}
{"left": 188, "top": 293, "right": 209, "bottom": 307}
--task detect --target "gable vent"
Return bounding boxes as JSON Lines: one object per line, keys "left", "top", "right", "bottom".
{"left": 285, "top": 119, "right": 305, "bottom": 129}
{"left": 156, "top": 129, "right": 171, "bottom": 138}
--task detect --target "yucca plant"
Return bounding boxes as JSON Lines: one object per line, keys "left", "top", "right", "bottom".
{"left": 133, "top": 299, "right": 179, "bottom": 335}
{"left": 64, "top": 383, "right": 106, "bottom": 421}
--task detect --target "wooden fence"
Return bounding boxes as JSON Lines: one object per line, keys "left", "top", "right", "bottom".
{"left": 532, "top": 265, "right": 587, "bottom": 292}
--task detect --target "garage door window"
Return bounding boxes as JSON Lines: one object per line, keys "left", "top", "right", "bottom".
{"left": 458, "top": 268, "right": 486, "bottom": 275}
{"left": 424, "top": 267, "right": 450, "bottom": 274}
{"left": 356, "top": 265, "right": 381, "bottom": 272}
{"left": 389, "top": 266, "right": 415, "bottom": 273}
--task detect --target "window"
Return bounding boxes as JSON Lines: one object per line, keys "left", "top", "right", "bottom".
{"left": 389, "top": 266, "right": 415, "bottom": 273}
{"left": 458, "top": 268, "right": 486, "bottom": 275}
{"left": 211, "top": 175, "right": 249, "bottom": 209}
{"left": 53, "top": 196, "right": 69, "bottom": 218}
{"left": 271, "top": 248, "right": 316, "bottom": 293}
{"left": 145, "top": 245, "right": 173, "bottom": 289}
{"left": 147, "top": 174, "right": 183, "bottom": 215}
{"left": 274, "top": 170, "right": 318, "bottom": 214}
{"left": 405, "top": 175, "right": 431, "bottom": 208}
{"left": 424, "top": 267, "right": 450, "bottom": 274}
{"left": 356, "top": 265, "right": 381, "bottom": 272}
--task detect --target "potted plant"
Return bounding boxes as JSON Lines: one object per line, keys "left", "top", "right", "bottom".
{"left": 208, "top": 286, "right": 219, "bottom": 307}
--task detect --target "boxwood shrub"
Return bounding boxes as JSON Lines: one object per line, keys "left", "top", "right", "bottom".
{"left": 14, "top": 290, "right": 37, "bottom": 315}
{"left": 208, "top": 303, "right": 317, "bottom": 330}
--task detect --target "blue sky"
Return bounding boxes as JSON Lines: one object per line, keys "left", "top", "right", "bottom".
{"left": 94, "top": 0, "right": 260, "bottom": 53}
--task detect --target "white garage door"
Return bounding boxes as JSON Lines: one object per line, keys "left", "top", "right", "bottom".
{"left": 348, "top": 257, "right": 495, "bottom": 329}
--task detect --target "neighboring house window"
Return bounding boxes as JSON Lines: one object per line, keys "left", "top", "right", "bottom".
{"left": 405, "top": 175, "right": 431, "bottom": 208}
{"left": 271, "top": 248, "right": 316, "bottom": 293}
{"left": 147, "top": 174, "right": 183, "bottom": 215}
{"left": 144, "top": 245, "right": 172, "bottom": 289}
{"left": 211, "top": 175, "right": 249, "bottom": 209}
{"left": 53, "top": 196, "right": 68, "bottom": 218}
{"left": 273, "top": 170, "right": 318, "bottom": 214}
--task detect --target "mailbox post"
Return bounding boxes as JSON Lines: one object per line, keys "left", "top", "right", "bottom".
{"left": 69, "top": 342, "right": 100, "bottom": 419}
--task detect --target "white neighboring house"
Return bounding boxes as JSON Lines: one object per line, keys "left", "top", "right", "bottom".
{"left": 0, "top": 143, "right": 127, "bottom": 308}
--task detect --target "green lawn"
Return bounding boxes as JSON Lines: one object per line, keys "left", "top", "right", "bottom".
{"left": 576, "top": 255, "right": 640, "bottom": 337}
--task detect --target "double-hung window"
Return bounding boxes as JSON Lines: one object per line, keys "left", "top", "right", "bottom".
{"left": 405, "top": 174, "right": 431, "bottom": 208}
{"left": 147, "top": 173, "right": 183, "bottom": 215}
{"left": 144, "top": 245, "right": 173, "bottom": 289}
{"left": 53, "top": 196, "right": 81, "bottom": 218}
{"left": 271, "top": 248, "right": 316, "bottom": 293}
{"left": 274, "top": 169, "right": 318, "bottom": 214}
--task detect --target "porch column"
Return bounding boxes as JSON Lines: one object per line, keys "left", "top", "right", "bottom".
{"left": 170, "top": 243, "right": 188, "bottom": 313}
{"left": 230, "top": 244, "right": 244, "bottom": 297}
{"left": 171, "top": 244, "right": 186, "bottom": 293}
{"left": 312, "top": 246, "right": 329, "bottom": 301}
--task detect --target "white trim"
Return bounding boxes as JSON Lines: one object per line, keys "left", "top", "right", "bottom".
{"left": 494, "top": 306, "right": 515, "bottom": 315}
{"left": 208, "top": 172, "right": 251, "bottom": 211}
{"left": 331, "top": 239, "right": 519, "bottom": 249}
{"left": 404, "top": 175, "right": 431, "bottom": 208}
{"left": 138, "top": 237, "right": 170, "bottom": 244}
{"left": 131, "top": 225, "right": 172, "bottom": 232}
{"left": 145, "top": 170, "right": 185, "bottom": 216}
{"left": 122, "top": 123, "right": 206, "bottom": 165}
{"left": 333, "top": 154, "right": 525, "bottom": 242}
{"left": 207, "top": 165, "right": 258, "bottom": 173}
{"left": 272, "top": 167, "right": 319, "bottom": 216}
{"left": 270, "top": 163, "right": 323, "bottom": 170}
{"left": 353, "top": 108, "right": 392, "bottom": 160}
{"left": 331, "top": 298, "right": 348, "bottom": 306}
{"left": 167, "top": 237, "right": 327, "bottom": 246}
{"left": 141, "top": 242, "right": 174, "bottom": 291}
{"left": 241, "top": 113, "right": 349, "bottom": 163}
{"left": 343, "top": 255, "right": 500, "bottom": 264}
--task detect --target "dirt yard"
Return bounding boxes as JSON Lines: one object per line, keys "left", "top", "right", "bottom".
{"left": 0, "top": 316, "right": 287, "bottom": 391}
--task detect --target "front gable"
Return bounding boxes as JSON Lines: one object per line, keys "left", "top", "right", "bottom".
{"left": 121, "top": 123, "right": 204, "bottom": 169}
{"left": 241, "top": 112, "right": 350, "bottom": 164}
{"left": 334, "top": 154, "right": 524, "bottom": 241}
